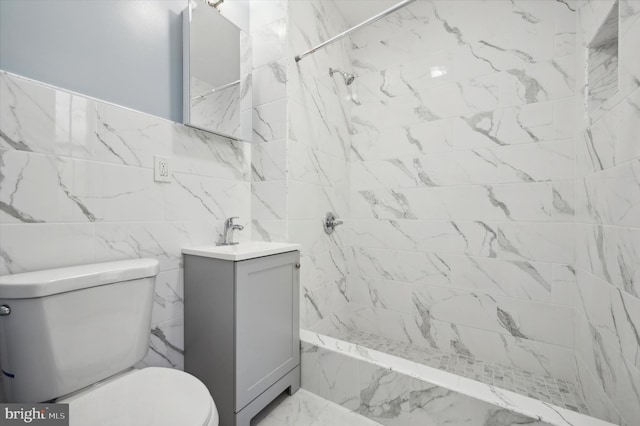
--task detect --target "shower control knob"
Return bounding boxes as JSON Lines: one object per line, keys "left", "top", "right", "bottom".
{"left": 0, "top": 305, "right": 10, "bottom": 316}
{"left": 323, "top": 212, "right": 344, "bottom": 235}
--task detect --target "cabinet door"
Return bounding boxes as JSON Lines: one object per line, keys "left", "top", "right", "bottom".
{"left": 235, "top": 251, "right": 300, "bottom": 411}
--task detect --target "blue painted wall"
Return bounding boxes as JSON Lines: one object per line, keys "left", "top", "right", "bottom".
{"left": 0, "top": 0, "right": 187, "bottom": 122}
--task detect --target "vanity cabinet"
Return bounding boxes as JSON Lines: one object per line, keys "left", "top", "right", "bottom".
{"left": 184, "top": 249, "right": 300, "bottom": 426}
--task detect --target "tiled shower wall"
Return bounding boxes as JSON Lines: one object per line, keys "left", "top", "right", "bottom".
{"left": 250, "top": 0, "right": 289, "bottom": 243}
{"left": 573, "top": 0, "right": 640, "bottom": 424}
{"left": 288, "top": 0, "right": 353, "bottom": 329}
{"left": 345, "top": 0, "right": 579, "bottom": 381}
{"left": 247, "top": 0, "right": 354, "bottom": 329}
{"left": 0, "top": 71, "right": 252, "bottom": 370}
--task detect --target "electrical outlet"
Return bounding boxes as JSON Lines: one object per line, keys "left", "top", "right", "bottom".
{"left": 154, "top": 156, "right": 171, "bottom": 183}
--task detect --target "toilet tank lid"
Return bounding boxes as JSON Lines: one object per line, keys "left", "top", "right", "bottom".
{"left": 0, "top": 259, "right": 159, "bottom": 299}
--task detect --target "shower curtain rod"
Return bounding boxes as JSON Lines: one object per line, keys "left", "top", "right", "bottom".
{"left": 294, "top": 0, "right": 418, "bottom": 63}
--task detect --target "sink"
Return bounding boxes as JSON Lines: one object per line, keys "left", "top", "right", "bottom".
{"left": 182, "top": 241, "right": 300, "bottom": 261}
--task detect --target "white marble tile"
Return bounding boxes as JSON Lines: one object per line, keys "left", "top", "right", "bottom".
{"left": 350, "top": 150, "right": 499, "bottom": 190}
{"left": 350, "top": 219, "right": 573, "bottom": 263}
{"left": 250, "top": 0, "right": 287, "bottom": 36}
{"left": 620, "top": 0, "right": 640, "bottom": 37}
{"left": 288, "top": 140, "right": 348, "bottom": 187}
{"left": 552, "top": 264, "right": 577, "bottom": 306}
{"left": 575, "top": 223, "right": 640, "bottom": 300}
{"left": 0, "top": 150, "right": 80, "bottom": 223}
{"left": 288, "top": 94, "right": 350, "bottom": 160}
{"left": 618, "top": 11, "right": 640, "bottom": 100}
{"left": 447, "top": 256, "right": 554, "bottom": 303}
{"left": 300, "top": 330, "right": 611, "bottom": 426}
{"left": 265, "top": 389, "right": 329, "bottom": 426}
{"left": 316, "top": 346, "right": 360, "bottom": 411}
{"left": 253, "top": 98, "right": 287, "bottom": 143}
{"left": 311, "top": 403, "right": 383, "bottom": 426}
{"left": 252, "top": 59, "right": 287, "bottom": 107}
{"left": 0, "top": 223, "right": 95, "bottom": 275}
{"left": 358, "top": 363, "right": 412, "bottom": 426}
{"left": 577, "top": 109, "right": 618, "bottom": 176}
{"left": 497, "top": 221, "right": 574, "bottom": 264}
{"left": 499, "top": 55, "right": 576, "bottom": 108}
{"left": 252, "top": 18, "right": 287, "bottom": 68}
{"left": 409, "top": 378, "right": 547, "bottom": 426}
{"left": 73, "top": 160, "right": 164, "bottom": 222}
{"left": 496, "top": 139, "right": 575, "bottom": 183}
{"left": 350, "top": 182, "right": 574, "bottom": 223}
{"left": 252, "top": 180, "right": 286, "bottom": 220}
{"left": 252, "top": 414, "right": 288, "bottom": 426}
{"left": 616, "top": 86, "right": 640, "bottom": 165}
{"left": 352, "top": 51, "right": 455, "bottom": 104}
{"left": 94, "top": 221, "right": 217, "bottom": 271}
{"left": 170, "top": 124, "right": 251, "bottom": 182}
{"left": 495, "top": 297, "right": 574, "bottom": 347}
{"left": 94, "top": 101, "right": 172, "bottom": 168}
{"left": 350, "top": 253, "right": 554, "bottom": 308}
{"left": 164, "top": 173, "right": 250, "bottom": 223}
{"left": 573, "top": 267, "right": 640, "bottom": 423}
{"left": 151, "top": 268, "right": 183, "bottom": 327}
{"left": 139, "top": 317, "right": 184, "bottom": 370}
{"left": 251, "top": 219, "right": 287, "bottom": 243}
{"left": 574, "top": 354, "right": 622, "bottom": 425}
{"left": 0, "top": 72, "right": 95, "bottom": 157}
{"left": 251, "top": 139, "right": 287, "bottom": 182}
{"left": 301, "top": 341, "right": 320, "bottom": 394}
{"left": 583, "top": 159, "right": 640, "bottom": 228}
{"left": 452, "top": 98, "right": 574, "bottom": 148}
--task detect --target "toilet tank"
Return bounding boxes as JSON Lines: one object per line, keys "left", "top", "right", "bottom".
{"left": 0, "top": 259, "right": 159, "bottom": 402}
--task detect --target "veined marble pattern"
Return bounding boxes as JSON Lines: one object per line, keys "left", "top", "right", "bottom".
{"left": 573, "top": 1, "right": 640, "bottom": 425}
{"left": 339, "top": 1, "right": 587, "bottom": 418}
{"left": 286, "top": 0, "right": 353, "bottom": 331}
{"left": 252, "top": 389, "right": 382, "bottom": 426}
{"left": 300, "top": 330, "right": 615, "bottom": 426}
{"left": 0, "top": 71, "right": 252, "bottom": 372}
{"left": 338, "top": 329, "right": 589, "bottom": 415}
{"left": 248, "top": 0, "right": 289, "bottom": 246}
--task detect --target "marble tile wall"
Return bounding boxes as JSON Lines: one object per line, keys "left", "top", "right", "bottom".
{"left": 287, "top": 0, "right": 354, "bottom": 328}
{"left": 344, "top": 0, "right": 581, "bottom": 384}
{"left": 0, "top": 71, "right": 252, "bottom": 371}
{"left": 249, "top": 0, "right": 289, "bottom": 243}
{"left": 573, "top": 1, "right": 640, "bottom": 424}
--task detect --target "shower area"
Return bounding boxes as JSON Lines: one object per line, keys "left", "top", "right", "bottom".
{"left": 250, "top": 0, "right": 639, "bottom": 425}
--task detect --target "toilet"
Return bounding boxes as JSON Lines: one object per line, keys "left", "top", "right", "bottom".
{"left": 0, "top": 259, "right": 218, "bottom": 426}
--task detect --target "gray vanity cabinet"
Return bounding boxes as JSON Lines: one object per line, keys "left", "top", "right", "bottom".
{"left": 184, "top": 250, "right": 300, "bottom": 426}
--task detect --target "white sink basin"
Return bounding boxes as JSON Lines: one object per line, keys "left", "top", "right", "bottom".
{"left": 182, "top": 241, "right": 300, "bottom": 261}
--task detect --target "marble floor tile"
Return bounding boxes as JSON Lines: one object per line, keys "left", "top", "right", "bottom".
{"left": 253, "top": 389, "right": 382, "bottom": 426}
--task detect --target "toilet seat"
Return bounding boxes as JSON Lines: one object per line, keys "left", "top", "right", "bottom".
{"left": 60, "top": 367, "right": 218, "bottom": 426}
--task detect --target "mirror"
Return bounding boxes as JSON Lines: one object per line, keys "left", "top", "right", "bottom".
{"left": 183, "top": 2, "right": 246, "bottom": 140}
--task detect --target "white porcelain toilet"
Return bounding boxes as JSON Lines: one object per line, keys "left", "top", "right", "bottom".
{"left": 0, "top": 259, "right": 218, "bottom": 426}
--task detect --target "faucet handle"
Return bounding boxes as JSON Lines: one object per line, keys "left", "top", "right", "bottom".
{"left": 225, "top": 216, "right": 239, "bottom": 225}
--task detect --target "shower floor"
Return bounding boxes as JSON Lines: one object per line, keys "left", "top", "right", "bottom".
{"left": 336, "top": 329, "right": 590, "bottom": 416}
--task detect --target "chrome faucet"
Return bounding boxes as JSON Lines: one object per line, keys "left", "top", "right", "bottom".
{"left": 219, "top": 217, "right": 244, "bottom": 246}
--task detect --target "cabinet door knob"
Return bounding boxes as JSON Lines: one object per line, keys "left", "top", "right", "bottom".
{"left": 295, "top": 263, "right": 301, "bottom": 269}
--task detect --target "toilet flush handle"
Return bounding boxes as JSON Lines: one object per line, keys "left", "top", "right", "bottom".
{"left": 0, "top": 305, "right": 10, "bottom": 316}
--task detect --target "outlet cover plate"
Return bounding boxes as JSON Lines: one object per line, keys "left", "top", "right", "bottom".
{"left": 154, "top": 156, "right": 171, "bottom": 183}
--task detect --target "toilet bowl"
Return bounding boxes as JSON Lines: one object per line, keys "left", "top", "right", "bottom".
{"left": 60, "top": 368, "right": 218, "bottom": 426}
{"left": 0, "top": 259, "right": 218, "bottom": 426}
